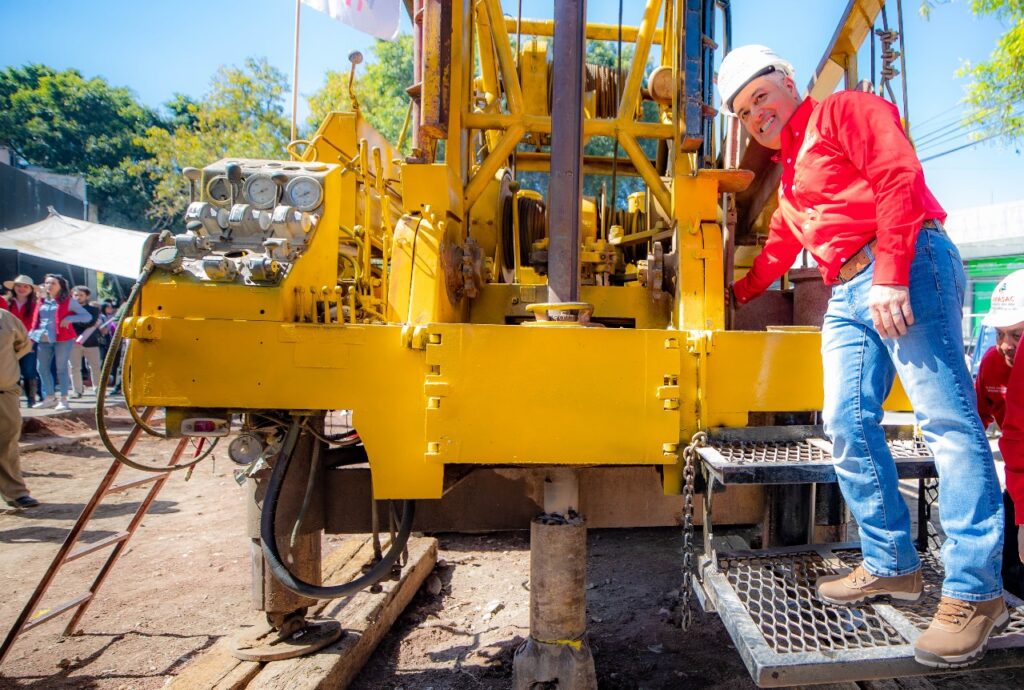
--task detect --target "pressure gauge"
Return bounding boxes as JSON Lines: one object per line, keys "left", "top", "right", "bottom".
{"left": 206, "top": 175, "right": 231, "bottom": 205}
{"left": 243, "top": 174, "right": 277, "bottom": 209}
{"left": 285, "top": 176, "right": 323, "bottom": 212}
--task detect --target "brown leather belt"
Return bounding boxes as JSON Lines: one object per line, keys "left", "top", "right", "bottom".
{"left": 835, "top": 219, "right": 942, "bottom": 284}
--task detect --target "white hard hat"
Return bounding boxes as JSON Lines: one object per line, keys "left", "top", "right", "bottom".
{"left": 717, "top": 45, "right": 794, "bottom": 115}
{"left": 983, "top": 269, "right": 1024, "bottom": 328}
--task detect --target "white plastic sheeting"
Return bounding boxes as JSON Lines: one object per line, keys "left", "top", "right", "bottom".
{"left": 0, "top": 212, "right": 151, "bottom": 279}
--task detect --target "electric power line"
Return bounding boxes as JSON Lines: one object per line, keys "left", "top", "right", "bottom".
{"left": 919, "top": 129, "right": 1016, "bottom": 163}
{"left": 913, "top": 102, "right": 963, "bottom": 129}
{"left": 914, "top": 108, "right": 989, "bottom": 146}
{"left": 916, "top": 108, "right": 1024, "bottom": 153}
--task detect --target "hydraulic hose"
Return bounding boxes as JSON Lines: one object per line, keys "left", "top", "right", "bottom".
{"left": 96, "top": 261, "right": 217, "bottom": 472}
{"left": 128, "top": 402, "right": 166, "bottom": 438}
{"left": 260, "top": 417, "right": 416, "bottom": 600}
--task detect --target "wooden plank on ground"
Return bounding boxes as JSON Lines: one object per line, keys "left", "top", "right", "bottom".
{"left": 245, "top": 536, "right": 438, "bottom": 690}
{"left": 167, "top": 641, "right": 260, "bottom": 690}
{"left": 168, "top": 535, "right": 373, "bottom": 690}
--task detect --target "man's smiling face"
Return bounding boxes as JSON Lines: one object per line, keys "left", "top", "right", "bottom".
{"left": 732, "top": 72, "right": 801, "bottom": 150}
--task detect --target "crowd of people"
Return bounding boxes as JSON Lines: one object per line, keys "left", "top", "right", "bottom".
{"left": 1, "top": 272, "right": 125, "bottom": 510}
{"left": 1, "top": 273, "right": 123, "bottom": 410}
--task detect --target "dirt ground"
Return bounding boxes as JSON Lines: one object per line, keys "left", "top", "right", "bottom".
{"left": 2, "top": 414, "right": 1024, "bottom": 689}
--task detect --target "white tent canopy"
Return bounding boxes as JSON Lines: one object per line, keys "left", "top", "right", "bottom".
{"left": 0, "top": 211, "right": 151, "bottom": 279}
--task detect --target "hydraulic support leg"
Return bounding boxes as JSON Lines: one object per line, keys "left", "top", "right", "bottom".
{"left": 231, "top": 430, "right": 341, "bottom": 661}
{"left": 513, "top": 470, "right": 598, "bottom": 690}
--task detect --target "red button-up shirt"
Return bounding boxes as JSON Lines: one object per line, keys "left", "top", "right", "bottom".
{"left": 733, "top": 92, "right": 946, "bottom": 304}
{"left": 976, "top": 346, "right": 1011, "bottom": 431}
{"left": 999, "top": 351, "right": 1024, "bottom": 524}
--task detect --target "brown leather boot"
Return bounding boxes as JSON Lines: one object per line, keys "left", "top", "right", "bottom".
{"left": 914, "top": 596, "right": 1009, "bottom": 668}
{"left": 816, "top": 564, "right": 923, "bottom": 605}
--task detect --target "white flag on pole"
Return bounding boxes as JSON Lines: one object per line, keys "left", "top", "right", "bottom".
{"left": 300, "top": 0, "right": 401, "bottom": 41}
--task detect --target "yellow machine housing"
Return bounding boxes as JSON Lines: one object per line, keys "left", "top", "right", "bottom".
{"left": 124, "top": 0, "right": 910, "bottom": 505}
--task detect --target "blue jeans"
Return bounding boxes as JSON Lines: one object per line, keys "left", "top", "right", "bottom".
{"left": 36, "top": 340, "right": 74, "bottom": 399}
{"left": 19, "top": 343, "right": 39, "bottom": 404}
{"left": 821, "top": 226, "right": 1004, "bottom": 602}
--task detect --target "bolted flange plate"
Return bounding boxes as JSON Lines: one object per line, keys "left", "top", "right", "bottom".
{"left": 229, "top": 618, "right": 343, "bottom": 662}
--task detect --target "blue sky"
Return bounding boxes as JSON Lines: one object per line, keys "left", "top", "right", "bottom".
{"left": 0, "top": 0, "right": 1020, "bottom": 211}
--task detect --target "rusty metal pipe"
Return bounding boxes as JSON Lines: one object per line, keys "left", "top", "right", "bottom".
{"left": 547, "top": 0, "right": 587, "bottom": 304}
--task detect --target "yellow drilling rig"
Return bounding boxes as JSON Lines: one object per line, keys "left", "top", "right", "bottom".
{"left": 90, "top": 0, "right": 1024, "bottom": 686}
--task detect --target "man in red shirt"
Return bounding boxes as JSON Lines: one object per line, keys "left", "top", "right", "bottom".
{"left": 982, "top": 270, "right": 1024, "bottom": 585}
{"left": 718, "top": 45, "right": 1006, "bottom": 668}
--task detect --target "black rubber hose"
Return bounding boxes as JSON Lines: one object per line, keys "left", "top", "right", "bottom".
{"left": 260, "top": 419, "right": 416, "bottom": 600}
{"left": 96, "top": 261, "right": 215, "bottom": 472}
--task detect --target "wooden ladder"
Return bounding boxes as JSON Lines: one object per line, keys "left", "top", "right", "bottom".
{"left": 0, "top": 408, "right": 192, "bottom": 668}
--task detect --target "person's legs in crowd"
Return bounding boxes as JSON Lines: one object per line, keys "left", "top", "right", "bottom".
{"left": 53, "top": 340, "right": 74, "bottom": 409}
{"left": 1003, "top": 491, "right": 1024, "bottom": 598}
{"left": 18, "top": 343, "right": 39, "bottom": 407}
{"left": 83, "top": 345, "right": 101, "bottom": 394}
{"left": 0, "top": 388, "right": 36, "bottom": 508}
{"left": 33, "top": 341, "right": 56, "bottom": 408}
{"left": 110, "top": 341, "right": 123, "bottom": 394}
{"left": 68, "top": 341, "right": 85, "bottom": 397}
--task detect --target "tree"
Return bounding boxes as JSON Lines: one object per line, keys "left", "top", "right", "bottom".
{"left": 135, "top": 57, "right": 291, "bottom": 230}
{"left": 0, "top": 64, "right": 161, "bottom": 227}
{"left": 922, "top": 0, "right": 1024, "bottom": 142}
{"left": 306, "top": 36, "right": 415, "bottom": 151}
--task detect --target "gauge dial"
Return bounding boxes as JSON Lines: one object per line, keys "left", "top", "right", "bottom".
{"left": 243, "top": 174, "right": 277, "bottom": 209}
{"left": 285, "top": 176, "right": 323, "bottom": 212}
{"left": 206, "top": 175, "right": 230, "bottom": 205}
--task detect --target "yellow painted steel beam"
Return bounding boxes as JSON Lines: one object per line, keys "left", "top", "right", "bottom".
{"left": 482, "top": 0, "right": 524, "bottom": 114}
{"left": 125, "top": 320, "right": 687, "bottom": 497}
{"left": 807, "top": 0, "right": 885, "bottom": 100}
{"left": 618, "top": 132, "right": 671, "bottom": 215}
{"left": 462, "top": 110, "right": 674, "bottom": 141}
{"left": 423, "top": 323, "right": 680, "bottom": 466}
{"left": 502, "top": 17, "right": 664, "bottom": 45}
{"left": 702, "top": 329, "right": 912, "bottom": 428}
{"left": 468, "top": 283, "right": 673, "bottom": 329}
{"left": 473, "top": 0, "right": 504, "bottom": 155}
{"left": 617, "top": 0, "right": 663, "bottom": 123}
{"left": 474, "top": 2, "right": 500, "bottom": 104}
{"left": 464, "top": 123, "right": 526, "bottom": 210}
{"left": 125, "top": 321, "right": 442, "bottom": 499}
{"left": 514, "top": 151, "right": 640, "bottom": 177}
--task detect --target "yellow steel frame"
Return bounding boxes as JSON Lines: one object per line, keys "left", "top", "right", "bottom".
{"left": 127, "top": 0, "right": 909, "bottom": 503}
{"left": 463, "top": 0, "right": 673, "bottom": 213}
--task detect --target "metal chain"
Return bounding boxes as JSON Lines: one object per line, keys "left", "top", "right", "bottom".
{"left": 922, "top": 477, "right": 945, "bottom": 553}
{"left": 679, "top": 431, "right": 708, "bottom": 630}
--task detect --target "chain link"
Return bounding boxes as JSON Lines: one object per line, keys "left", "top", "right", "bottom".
{"left": 679, "top": 431, "right": 707, "bottom": 630}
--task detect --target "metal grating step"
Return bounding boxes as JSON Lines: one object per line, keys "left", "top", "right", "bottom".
{"left": 697, "top": 425, "right": 935, "bottom": 485}
{"left": 700, "top": 542, "right": 1024, "bottom": 687}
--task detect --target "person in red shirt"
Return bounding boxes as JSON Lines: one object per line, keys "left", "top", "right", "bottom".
{"left": 2, "top": 275, "right": 40, "bottom": 406}
{"left": 983, "top": 270, "right": 1024, "bottom": 583}
{"left": 718, "top": 45, "right": 1005, "bottom": 668}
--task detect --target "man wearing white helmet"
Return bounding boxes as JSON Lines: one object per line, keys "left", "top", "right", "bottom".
{"left": 978, "top": 270, "right": 1024, "bottom": 586}
{"left": 718, "top": 45, "right": 1006, "bottom": 668}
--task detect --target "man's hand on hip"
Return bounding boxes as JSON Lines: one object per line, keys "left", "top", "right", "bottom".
{"left": 868, "top": 284, "right": 914, "bottom": 339}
